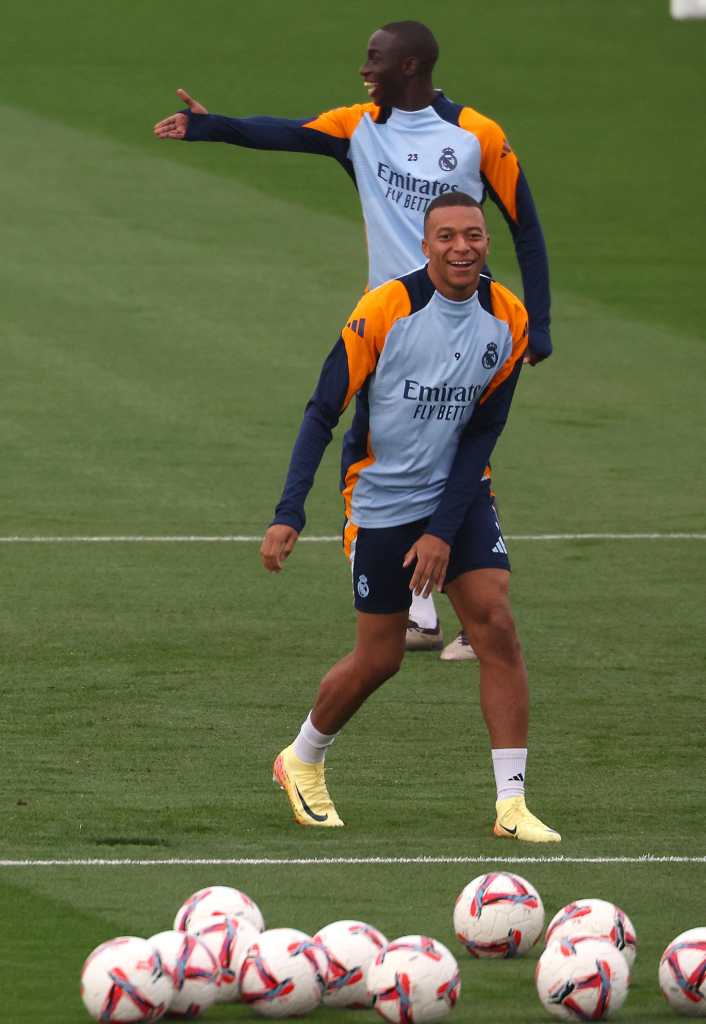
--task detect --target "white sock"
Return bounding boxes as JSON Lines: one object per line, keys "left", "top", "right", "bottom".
{"left": 492, "top": 748, "right": 527, "bottom": 800}
{"left": 293, "top": 712, "right": 338, "bottom": 764}
{"left": 409, "top": 591, "right": 438, "bottom": 630}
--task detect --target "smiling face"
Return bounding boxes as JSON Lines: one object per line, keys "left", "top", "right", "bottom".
{"left": 422, "top": 204, "right": 490, "bottom": 301}
{"left": 359, "top": 29, "right": 413, "bottom": 107}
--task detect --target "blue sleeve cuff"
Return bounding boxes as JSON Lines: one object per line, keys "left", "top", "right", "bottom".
{"left": 528, "top": 327, "right": 553, "bottom": 360}
{"left": 270, "top": 510, "right": 305, "bottom": 533}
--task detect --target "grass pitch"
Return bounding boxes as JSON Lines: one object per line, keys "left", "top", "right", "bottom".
{"left": 1, "top": 1, "right": 705, "bottom": 1021}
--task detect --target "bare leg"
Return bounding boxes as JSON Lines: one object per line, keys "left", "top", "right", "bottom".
{"left": 311, "top": 610, "right": 408, "bottom": 734}
{"left": 273, "top": 609, "right": 408, "bottom": 828}
{"left": 446, "top": 569, "right": 528, "bottom": 747}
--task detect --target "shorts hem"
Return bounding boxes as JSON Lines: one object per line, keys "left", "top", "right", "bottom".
{"left": 354, "top": 599, "right": 412, "bottom": 615}
{"left": 445, "top": 560, "right": 511, "bottom": 588}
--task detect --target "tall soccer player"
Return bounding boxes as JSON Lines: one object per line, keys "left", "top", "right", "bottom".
{"left": 154, "top": 20, "right": 552, "bottom": 658}
{"left": 261, "top": 193, "right": 560, "bottom": 843}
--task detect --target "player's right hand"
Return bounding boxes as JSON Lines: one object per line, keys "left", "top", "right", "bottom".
{"left": 153, "top": 89, "right": 209, "bottom": 139}
{"left": 403, "top": 533, "right": 450, "bottom": 598}
{"left": 260, "top": 524, "right": 299, "bottom": 573}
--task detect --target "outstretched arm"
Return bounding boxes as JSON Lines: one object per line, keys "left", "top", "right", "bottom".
{"left": 154, "top": 90, "right": 362, "bottom": 164}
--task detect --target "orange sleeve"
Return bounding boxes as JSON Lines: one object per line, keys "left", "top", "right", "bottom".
{"left": 480, "top": 281, "right": 529, "bottom": 403}
{"left": 339, "top": 280, "right": 412, "bottom": 406}
{"left": 303, "top": 103, "right": 379, "bottom": 140}
{"left": 458, "top": 107, "right": 520, "bottom": 224}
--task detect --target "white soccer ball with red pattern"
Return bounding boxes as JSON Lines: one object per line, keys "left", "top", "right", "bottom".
{"left": 238, "top": 927, "right": 327, "bottom": 1018}
{"left": 536, "top": 936, "right": 630, "bottom": 1019}
{"left": 148, "top": 930, "right": 219, "bottom": 1017}
{"left": 544, "top": 898, "right": 637, "bottom": 968}
{"left": 314, "top": 919, "right": 388, "bottom": 1008}
{"left": 659, "top": 927, "right": 706, "bottom": 1017}
{"left": 366, "top": 935, "right": 461, "bottom": 1023}
{"left": 190, "top": 913, "right": 259, "bottom": 1003}
{"left": 80, "top": 936, "right": 171, "bottom": 1022}
{"left": 453, "top": 872, "right": 544, "bottom": 958}
{"left": 174, "top": 884, "right": 265, "bottom": 933}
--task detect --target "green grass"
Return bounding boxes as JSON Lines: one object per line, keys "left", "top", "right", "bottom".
{"left": 1, "top": 1, "right": 705, "bottom": 1021}
{"left": 4, "top": 540, "right": 705, "bottom": 860}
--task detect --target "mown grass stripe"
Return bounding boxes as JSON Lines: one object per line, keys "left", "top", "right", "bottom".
{"left": 2, "top": 855, "right": 705, "bottom": 867}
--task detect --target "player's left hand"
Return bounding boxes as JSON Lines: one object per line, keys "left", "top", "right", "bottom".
{"left": 260, "top": 524, "right": 299, "bottom": 573}
{"left": 403, "top": 534, "right": 451, "bottom": 598}
{"left": 524, "top": 329, "right": 553, "bottom": 366}
{"left": 524, "top": 349, "right": 541, "bottom": 365}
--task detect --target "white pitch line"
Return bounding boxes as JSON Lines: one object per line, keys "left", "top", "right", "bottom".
{"left": 1, "top": 855, "right": 705, "bottom": 867}
{"left": 509, "top": 532, "right": 706, "bottom": 541}
{"left": 0, "top": 535, "right": 341, "bottom": 544}
{"left": 0, "top": 533, "right": 705, "bottom": 544}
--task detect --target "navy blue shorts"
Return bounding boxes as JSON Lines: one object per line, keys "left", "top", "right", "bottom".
{"left": 351, "top": 482, "right": 511, "bottom": 614}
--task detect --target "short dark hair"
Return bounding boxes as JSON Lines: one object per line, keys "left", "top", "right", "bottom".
{"left": 424, "top": 192, "right": 484, "bottom": 228}
{"left": 380, "top": 20, "right": 439, "bottom": 74}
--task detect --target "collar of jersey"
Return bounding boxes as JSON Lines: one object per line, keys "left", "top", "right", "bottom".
{"left": 386, "top": 104, "right": 441, "bottom": 127}
{"left": 430, "top": 287, "right": 480, "bottom": 317}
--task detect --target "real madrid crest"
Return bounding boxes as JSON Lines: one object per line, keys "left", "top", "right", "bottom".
{"left": 482, "top": 342, "right": 499, "bottom": 369}
{"left": 438, "top": 146, "right": 458, "bottom": 172}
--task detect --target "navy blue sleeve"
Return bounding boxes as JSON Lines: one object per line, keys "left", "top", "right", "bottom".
{"left": 425, "top": 360, "right": 523, "bottom": 545}
{"left": 184, "top": 112, "right": 351, "bottom": 164}
{"left": 271, "top": 338, "right": 351, "bottom": 533}
{"left": 483, "top": 169, "right": 552, "bottom": 361}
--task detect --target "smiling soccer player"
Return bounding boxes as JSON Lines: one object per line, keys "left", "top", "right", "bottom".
{"left": 260, "top": 194, "right": 560, "bottom": 844}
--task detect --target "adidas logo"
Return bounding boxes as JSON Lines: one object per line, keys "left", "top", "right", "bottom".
{"left": 492, "top": 537, "right": 508, "bottom": 555}
{"left": 508, "top": 773, "right": 524, "bottom": 782}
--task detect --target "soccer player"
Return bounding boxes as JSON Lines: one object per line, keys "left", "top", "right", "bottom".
{"left": 260, "top": 193, "right": 560, "bottom": 843}
{"left": 153, "top": 20, "right": 553, "bottom": 660}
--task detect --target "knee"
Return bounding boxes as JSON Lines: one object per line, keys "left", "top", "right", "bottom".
{"left": 472, "top": 601, "right": 522, "bottom": 658}
{"left": 368, "top": 648, "right": 405, "bottom": 683}
{"left": 354, "top": 644, "right": 405, "bottom": 686}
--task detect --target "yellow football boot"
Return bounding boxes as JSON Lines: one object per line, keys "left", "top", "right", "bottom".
{"left": 272, "top": 745, "right": 344, "bottom": 828}
{"left": 493, "top": 796, "right": 561, "bottom": 843}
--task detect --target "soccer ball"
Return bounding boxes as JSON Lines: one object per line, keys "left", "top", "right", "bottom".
{"left": 148, "top": 930, "right": 219, "bottom": 1017}
{"left": 80, "top": 936, "right": 171, "bottom": 1022}
{"left": 314, "top": 919, "right": 388, "bottom": 1007}
{"left": 174, "top": 884, "right": 265, "bottom": 933}
{"left": 366, "top": 935, "right": 461, "bottom": 1023}
{"left": 536, "top": 937, "right": 630, "bottom": 1020}
{"left": 659, "top": 927, "right": 706, "bottom": 1017}
{"left": 453, "top": 872, "right": 544, "bottom": 958}
{"left": 191, "top": 913, "right": 260, "bottom": 1002}
{"left": 238, "top": 927, "right": 328, "bottom": 1018}
{"left": 544, "top": 898, "right": 637, "bottom": 968}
